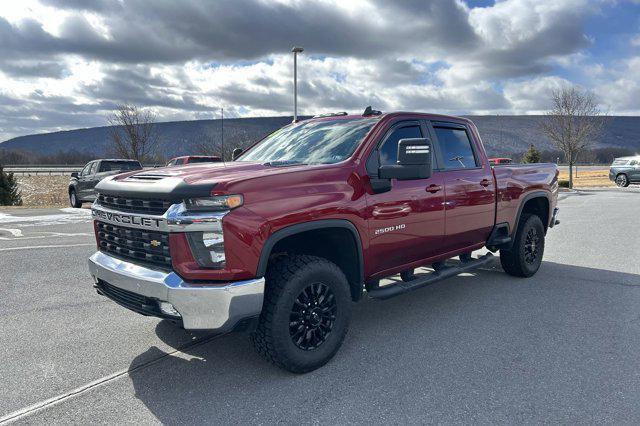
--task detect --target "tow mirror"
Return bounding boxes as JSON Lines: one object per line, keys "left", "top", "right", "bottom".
{"left": 232, "top": 148, "right": 243, "bottom": 161}
{"left": 379, "top": 138, "right": 433, "bottom": 180}
{"left": 71, "top": 172, "right": 79, "bottom": 178}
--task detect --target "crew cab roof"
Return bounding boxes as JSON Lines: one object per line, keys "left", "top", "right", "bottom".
{"left": 304, "top": 111, "right": 473, "bottom": 126}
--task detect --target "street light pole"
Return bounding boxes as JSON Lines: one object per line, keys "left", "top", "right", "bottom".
{"left": 291, "top": 46, "right": 303, "bottom": 122}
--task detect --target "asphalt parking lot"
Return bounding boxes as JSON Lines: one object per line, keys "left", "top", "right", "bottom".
{"left": 1, "top": 189, "right": 639, "bottom": 424}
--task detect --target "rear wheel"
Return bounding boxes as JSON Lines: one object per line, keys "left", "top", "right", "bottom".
{"left": 69, "top": 189, "right": 82, "bottom": 208}
{"left": 500, "top": 213, "right": 545, "bottom": 277}
{"left": 251, "top": 255, "right": 351, "bottom": 374}
{"left": 615, "top": 174, "right": 629, "bottom": 187}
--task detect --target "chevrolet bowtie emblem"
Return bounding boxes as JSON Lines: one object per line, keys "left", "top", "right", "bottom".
{"left": 150, "top": 240, "right": 161, "bottom": 247}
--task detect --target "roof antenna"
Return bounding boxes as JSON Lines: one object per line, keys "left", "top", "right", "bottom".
{"left": 221, "top": 107, "right": 226, "bottom": 167}
{"left": 362, "top": 106, "right": 381, "bottom": 116}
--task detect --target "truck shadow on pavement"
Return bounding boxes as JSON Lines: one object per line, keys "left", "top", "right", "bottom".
{"left": 128, "top": 260, "right": 640, "bottom": 424}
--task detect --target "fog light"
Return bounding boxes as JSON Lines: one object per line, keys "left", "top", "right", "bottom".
{"left": 159, "top": 302, "right": 181, "bottom": 317}
{"left": 186, "top": 231, "right": 226, "bottom": 268}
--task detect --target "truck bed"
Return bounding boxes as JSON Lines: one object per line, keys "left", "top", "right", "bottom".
{"left": 492, "top": 163, "right": 559, "bottom": 232}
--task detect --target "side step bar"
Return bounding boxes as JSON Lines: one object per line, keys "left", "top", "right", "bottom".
{"left": 367, "top": 253, "right": 495, "bottom": 300}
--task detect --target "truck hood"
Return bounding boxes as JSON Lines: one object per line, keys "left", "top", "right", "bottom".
{"left": 96, "top": 161, "right": 308, "bottom": 200}
{"left": 113, "top": 161, "right": 273, "bottom": 183}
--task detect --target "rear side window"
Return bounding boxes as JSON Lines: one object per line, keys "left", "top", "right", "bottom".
{"left": 380, "top": 125, "right": 422, "bottom": 165}
{"left": 434, "top": 127, "right": 478, "bottom": 169}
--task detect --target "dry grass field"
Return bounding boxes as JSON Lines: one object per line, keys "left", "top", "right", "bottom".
{"left": 558, "top": 168, "right": 613, "bottom": 188}
{"left": 11, "top": 175, "right": 70, "bottom": 208}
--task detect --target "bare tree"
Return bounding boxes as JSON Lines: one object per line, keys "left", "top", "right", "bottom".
{"left": 194, "top": 128, "right": 251, "bottom": 161}
{"left": 540, "top": 87, "right": 604, "bottom": 188}
{"left": 107, "top": 104, "right": 159, "bottom": 162}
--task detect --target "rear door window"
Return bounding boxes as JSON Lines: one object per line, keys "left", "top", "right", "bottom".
{"left": 434, "top": 126, "right": 478, "bottom": 170}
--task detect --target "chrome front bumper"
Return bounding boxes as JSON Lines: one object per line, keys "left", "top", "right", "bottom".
{"left": 88, "top": 251, "right": 265, "bottom": 330}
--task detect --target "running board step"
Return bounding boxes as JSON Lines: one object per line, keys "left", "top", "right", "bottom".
{"left": 367, "top": 253, "right": 495, "bottom": 300}
{"left": 490, "top": 235, "right": 511, "bottom": 245}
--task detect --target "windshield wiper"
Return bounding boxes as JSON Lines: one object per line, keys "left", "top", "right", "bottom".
{"left": 263, "top": 160, "right": 307, "bottom": 167}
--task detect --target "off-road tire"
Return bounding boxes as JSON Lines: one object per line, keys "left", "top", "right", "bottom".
{"left": 69, "top": 189, "right": 82, "bottom": 208}
{"left": 250, "top": 255, "right": 351, "bottom": 374}
{"left": 500, "top": 213, "right": 545, "bottom": 277}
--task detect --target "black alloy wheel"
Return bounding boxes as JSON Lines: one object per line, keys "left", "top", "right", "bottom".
{"left": 523, "top": 227, "right": 540, "bottom": 265}
{"left": 290, "top": 282, "right": 337, "bottom": 350}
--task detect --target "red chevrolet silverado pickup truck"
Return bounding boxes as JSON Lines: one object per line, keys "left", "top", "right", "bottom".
{"left": 88, "top": 110, "right": 559, "bottom": 373}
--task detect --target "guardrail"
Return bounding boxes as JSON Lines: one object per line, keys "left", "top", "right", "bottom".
{"left": 5, "top": 164, "right": 162, "bottom": 176}
{"left": 5, "top": 165, "right": 84, "bottom": 176}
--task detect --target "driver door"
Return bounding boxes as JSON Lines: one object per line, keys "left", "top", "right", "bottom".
{"left": 365, "top": 120, "right": 445, "bottom": 275}
{"left": 77, "top": 162, "right": 95, "bottom": 199}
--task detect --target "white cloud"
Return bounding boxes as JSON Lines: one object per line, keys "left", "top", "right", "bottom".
{"left": 0, "top": 0, "right": 632, "bottom": 141}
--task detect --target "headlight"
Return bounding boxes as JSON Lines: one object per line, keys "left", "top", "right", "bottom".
{"left": 186, "top": 231, "right": 226, "bottom": 268}
{"left": 184, "top": 194, "right": 243, "bottom": 212}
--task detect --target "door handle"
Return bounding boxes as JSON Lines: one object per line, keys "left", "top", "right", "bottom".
{"left": 426, "top": 184, "right": 442, "bottom": 193}
{"left": 480, "top": 179, "right": 491, "bottom": 187}
{"left": 372, "top": 205, "right": 412, "bottom": 218}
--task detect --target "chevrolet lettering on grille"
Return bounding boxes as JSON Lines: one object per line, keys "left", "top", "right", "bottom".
{"left": 92, "top": 209, "right": 162, "bottom": 229}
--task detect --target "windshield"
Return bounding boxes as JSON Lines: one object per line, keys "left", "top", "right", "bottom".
{"left": 238, "top": 117, "right": 379, "bottom": 165}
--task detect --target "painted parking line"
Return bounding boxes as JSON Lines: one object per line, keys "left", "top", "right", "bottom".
{"left": 0, "top": 333, "right": 221, "bottom": 425}
{"left": 0, "top": 243, "right": 95, "bottom": 252}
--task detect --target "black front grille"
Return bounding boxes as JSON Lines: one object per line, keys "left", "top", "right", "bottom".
{"left": 97, "top": 193, "right": 173, "bottom": 215}
{"left": 96, "top": 222, "right": 172, "bottom": 269}
{"left": 95, "top": 279, "right": 178, "bottom": 319}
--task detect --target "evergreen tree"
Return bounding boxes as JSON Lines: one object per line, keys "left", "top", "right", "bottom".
{"left": 0, "top": 164, "right": 22, "bottom": 206}
{"left": 522, "top": 143, "right": 541, "bottom": 164}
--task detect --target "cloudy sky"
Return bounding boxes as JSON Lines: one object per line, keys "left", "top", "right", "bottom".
{"left": 0, "top": 0, "right": 639, "bottom": 141}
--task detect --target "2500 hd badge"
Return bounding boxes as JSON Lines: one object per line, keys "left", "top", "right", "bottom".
{"left": 92, "top": 209, "right": 162, "bottom": 229}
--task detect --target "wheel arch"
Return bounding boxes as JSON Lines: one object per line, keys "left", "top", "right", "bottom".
{"left": 512, "top": 191, "right": 551, "bottom": 238}
{"left": 256, "top": 219, "right": 365, "bottom": 301}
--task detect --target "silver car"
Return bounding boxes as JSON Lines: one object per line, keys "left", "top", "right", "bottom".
{"left": 609, "top": 156, "right": 640, "bottom": 187}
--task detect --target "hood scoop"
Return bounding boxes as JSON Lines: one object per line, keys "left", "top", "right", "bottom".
{"left": 125, "top": 172, "right": 171, "bottom": 181}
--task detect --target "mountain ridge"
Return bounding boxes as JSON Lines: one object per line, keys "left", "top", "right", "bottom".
{"left": 2, "top": 115, "right": 639, "bottom": 158}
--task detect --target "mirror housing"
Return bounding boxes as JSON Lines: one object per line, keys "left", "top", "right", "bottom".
{"left": 378, "top": 138, "right": 433, "bottom": 180}
{"left": 71, "top": 172, "right": 79, "bottom": 178}
{"left": 232, "top": 148, "right": 243, "bottom": 161}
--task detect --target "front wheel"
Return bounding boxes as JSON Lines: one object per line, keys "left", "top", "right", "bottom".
{"left": 500, "top": 213, "right": 545, "bottom": 277}
{"left": 69, "top": 189, "right": 82, "bottom": 208}
{"left": 615, "top": 174, "right": 629, "bottom": 187}
{"left": 251, "top": 255, "right": 351, "bottom": 374}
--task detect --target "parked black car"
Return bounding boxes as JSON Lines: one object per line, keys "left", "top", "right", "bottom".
{"left": 609, "top": 156, "right": 640, "bottom": 187}
{"left": 68, "top": 159, "right": 142, "bottom": 207}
